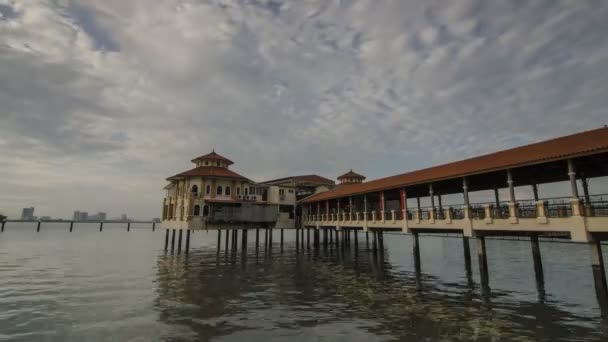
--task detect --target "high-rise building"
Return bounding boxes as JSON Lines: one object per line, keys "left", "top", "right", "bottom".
{"left": 73, "top": 211, "right": 81, "bottom": 221}
{"left": 21, "top": 207, "right": 35, "bottom": 220}
{"left": 97, "top": 212, "right": 107, "bottom": 221}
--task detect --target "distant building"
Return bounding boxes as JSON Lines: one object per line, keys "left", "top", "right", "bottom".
{"left": 21, "top": 207, "right": 35, "bottom": 220}
{"left": 97, "top": 212, "right": 107, "bottom": 221}
{"left": 73, "top": 211, "right": 81, "bottom": 221}
{"left": 79, "top": 212, "right": 89, "bottom": 221}
{"left": 40, "top": 216, "right": 52, "bottom": 220}
{"left": 121, "top": 214, "right": 127, "bottom": 221}
{"left": 152, "top": 218, "right": 161, "bottom": 223}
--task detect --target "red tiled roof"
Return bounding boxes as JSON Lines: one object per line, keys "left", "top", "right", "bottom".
{"left": 261, "top": 174, "right": 335, "bottom": 185}
{"left": 168, "top": 166, "right": 249, "bottom": 181}
{"left": 191, "top": 151, "right": 234, "bottom": 165}
{"left": 301, "top": 127, "right": 608, "bottom": 203}
{"left": 338, "top": 170, "right": 366, "bottom": 180}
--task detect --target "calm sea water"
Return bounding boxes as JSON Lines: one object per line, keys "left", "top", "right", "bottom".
{"left": 1, "top": 222, "right": 608, "bottom": 341}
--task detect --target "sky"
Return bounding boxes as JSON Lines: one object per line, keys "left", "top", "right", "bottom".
{"left": 1, "top": 0, "right": 607, "bottom": 219}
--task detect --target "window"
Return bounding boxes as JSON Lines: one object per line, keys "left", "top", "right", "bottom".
{"left": 288, "top": 189, "right": 294, "bottom": 193}
{"left": 237, "top": 187, "right": 241, "bottom": 195}
{"left": 203, "top": 205, "right": 209, "bottom": 217}
{"left": 217, "top": 186, "right": 223, "bottom": 195}
{"left": 245, "top": 188, "right": 249, "bottom": 195}
{"left": 205, "top": 161, "right": 208, "bottom": 166}
{"left": 206, "top": 185, "right": 211, "bottom": 194}
{"left": 194, "top": 205, "right": 201, "bottom": 216}
{"left": 226, "top": 186, "right": 231, "bottom": 196}
{"left": 191, "top": 185, "right": 198, "bottom": 193}
{"left": 217, "top": 161, "right": 220, "bottom": 166}
{"left": 279, "top": 189, "right": 285, "bottom": 196}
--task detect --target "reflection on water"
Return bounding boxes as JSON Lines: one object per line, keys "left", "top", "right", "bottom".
{"left": 0, "top": 223, "right": 608, "bottom": 341}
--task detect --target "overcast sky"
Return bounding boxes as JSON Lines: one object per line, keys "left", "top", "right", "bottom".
{"left": 1, "top": 0, "right": 607, "bottom": 219}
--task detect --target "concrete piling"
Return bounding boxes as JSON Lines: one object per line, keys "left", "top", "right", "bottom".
{"left": 99, "top": 222, "right": 104, "bottom": 232}
{"left": 531, "top": 235, "right": 545, "bottom": 300}
{"left": 127, "top": 222, "right": 131, "bottom": 232}
{"left": 413, "top": 232, "right": 421, "bottom": 274}
{"left": 185, "top": 230, "right": 190, "bottom": 254}
{"left": 217, "top": 229, "right": 222, "bottom": 253}
{"left": 164, "top": 229, "right": 169, "bottom": 251}
{"left": 225, "top": 229, "right": 230, "bottom": 254}
{"left": 69, "top": 221, "right": 74, "bottom": 232}
{"left": 177, "top": 230, "right": 183, "bottom": 254}
{"left": 152, "top": 222, "right": 156, "bottom": 231}
{"left": 1, "top": 220, "right": 5, "bottom": 232}
{"left": 171, "top": 229, "right": 176, "bottom": 253}
{"left": 242, "top": 229, "right": 248, "bottom": 251}
{"left": 477, "top": 236, "right": 490, "bottom": 298}
{"left": 36, "top": 221, "right": 41, "bottom": 232}
{"left": 307, "top": 228, "right": 311, "bottom": 250}
{"left": 280, "top": 229, "right": 284, "bottom": 253}
{"left": 590, "top": 240, "right": 608, "bottom": 317}
{"left": 463, "top": 236, "right": 472, "bottom": 276}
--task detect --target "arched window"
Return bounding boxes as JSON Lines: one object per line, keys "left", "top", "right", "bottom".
{"left": 203, "top": 205, "right": 209, "bottom": 217}
{"left": 236, "top": 187, "right": 240, "bottom": 195}
{"left": 191, "top": 185, "right": 198, "bottom": 193}
{"left": 245, "top": 188, "right": 249, "bottom": 195}
{"left": 217, "top": 186, "right": 223, "bottom": 195}
{"left": 225, "top": 187, "right": 231, "bottom": 196}
{"left": 206, "top": 185, "right": 211, "bottom": 195}
{"left": 193, "top": 205, "right": 201, "bottom": 216}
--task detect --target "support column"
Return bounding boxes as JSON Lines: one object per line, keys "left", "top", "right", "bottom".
{"left": 413, "top": 232, "right": 421, "bottom": 275}
{"left": 164, "top": 229, "right": 169, "bottom": 251}
{"left": 69, "top": 221, "right": 74, "bottom": 232}
{"left": 264, "top": 228, "right": 268, "bottom": 250}
{"left": 477, "top": 236, "right": 490, "bottom": 297}
{"left": 280, "top": 229, "right": 284, "bottom": 253}
{"left": 372, "top": 231, "right": 377, "bottom": 253}
{"left": 37, "top": 221, "right": 41, "bottom": 232}
{"left": 185, "top": 230, "right": 191, "bottom": 254}
{"left": 1, "top": 220, "right": 5, "bottom": 233}
{"left": 377, "top": 230, "right": 384, "bottom": 252}
{"left": 152, "top": 222, "right": 156, "bottom": 231}
{"left": 242, "top": 229, "right": 248, "bottom": 251}
{"left": 531, "top": 235, "right": 545, "bottom": 301}
{"left": 177, "top": 230, "right": 183, "bottom": 254}
{"left": 365, "top": 232, "right": 369, "bottom": 250}
{"left": 307, "top": 227, "right": 311, "bottom": 250}
{"left": 494, "top": 188, "right": 500, "bottom": 208}
{"left": 225, "top": 228, "right": 230, "bottom": 254}
{"left": 295, "top": 227, "right": 299, "bottom": 251}
{"left": 127, "top": 222, "right": 131, "bottom": 232}
{"left": 462, "top": 236, "right": 472, "bottom": 279}
{"left": 429, "top": 184, "right": 435, "bottom": 219}
{"left": 590, "top": 240, "right": 608, "bottom": 317}
{"left": 354, "top": 229, "right": 359, "bottom": 250}
{"left": 581, "top": 177, "right": 593, "bottom": 216}
{"left": 171, "top": 229, "right": 176, "bottom": 253}
{"left": 507, "top": 170, "right": 518, "bottom": 223}
{"left": 217, "top": 229, "right": 222, "bottom": 253}
{"left": 268, "top": 228, "right": 273, "bottom": 252}
{"left": 99, "top": 222, "right": 104, "bottom": 232}
{"left": 532, "top": 184, "right": 539, "bottom": 201}
{"left": 568, "top": 159, "right": 580, "bottom": 198}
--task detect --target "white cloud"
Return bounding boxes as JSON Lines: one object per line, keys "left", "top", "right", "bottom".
{"left": 0, "top": 0, "right": 607, "bottom": 218}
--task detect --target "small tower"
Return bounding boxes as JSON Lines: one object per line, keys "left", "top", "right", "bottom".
{"left": 190, "top": 150, "right": 234, "bottom": 168}
{"left": 337, "top": 170, "right": 366, "bottom": 185}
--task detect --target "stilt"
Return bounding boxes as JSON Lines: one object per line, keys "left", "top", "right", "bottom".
{"left": 366, "top": 232, "right": 369, "bottom": 250}
{"left": 264, "top": 228, "right": 268, "bottom": 250}
{"left": 477, "top": 236, "right": 490, "bottom": 298}
{"left": 295, "top": 227, "right": 300, "bottom": 251}
{"left": 590, "top": 240, "right": 608, "bottom": 317}
{"left": 152, "top": 222, "right": 156, "bottom": 231}
{"left": 462, "top": 236, "right": 473, "bottom": 284}
{"left": 354, "top": 229, "right": 358, "bottom": 250}
{"left": 233, "top": 229, "right": 238, "bottom": 252}
{"left": 377, "top": 230, "right": 384, "bottom": 252}
{"left": 127, "top": 222, "right": 131, "bottom": 232}
{"left": 280, "top": 229, "right": 284, "bottom": 253}
{"left": 99, "top": 222, "right": 103, "bottom": 232}
{"left": 323, "top": 229, "right": 327, "bottom": 247}
{"left": 329, "top": 228, "right": 333, "bottom": 245}
{"left": 185, "top": 230, "right": 190, "bottom": 254}
{"left": 225, "top": 229, "right": 230, "bottom": 254}
{"left": 36, "top": 221, "right": 41, "bottom": 232}
{"left": 217, "top": 229, "right": 222, "bottom": 253}
{"left": 164, "top": 229, "right": 169, "bottom": 251}
{"left": 171, "top": 229, "right": 176, "bottom": 253}
{"left": 69, "top": 221, "right": 74, "bottom": 232}
{"left": 413, "top": 232, "right": 421, "bottom": 274}
{"left": 1, "top": 220, "right": 5, "bottom": 232}
{"left": 177, "top": 230, "right": 183, "bottom": 254}
{"left": 242, "top": 229, "right": 248, "bottom": 251}
{"left": 268, "top": 228, "right": 273, "bottom": 253}
{"left": 301, "top": 227, "right": 305, "bottom": 249}
{"left": 256, "top": 228, "right": 260, "bottom": 252}
{"left": 372, "top": 231, "right": 377, "bottom": 253}
{"left": 530, "top": 235, "right": 545, "bottom": 301}
{"left": 307, "top": 228, "right": 310, "bottom": 250}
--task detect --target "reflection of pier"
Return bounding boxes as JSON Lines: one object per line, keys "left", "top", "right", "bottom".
{"left": 0, "top": 219, "right": 158, "bottom": 232}
{"left": 300, "top": 127, "right": 608, "bottom": 317}
{"left": 154, "top": 233, "right": 602, "bottom": 340}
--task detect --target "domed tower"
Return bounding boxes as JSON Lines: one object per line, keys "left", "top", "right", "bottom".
{"left": 337, "top": 170, "right": 366, "bottom": 185}
{"left": 190, "top": 150, "right": 234, "bottom": 168}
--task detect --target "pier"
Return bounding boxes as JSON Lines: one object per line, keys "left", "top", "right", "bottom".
{"left": 300, "top": 127, "right": 608, "bottom": 316}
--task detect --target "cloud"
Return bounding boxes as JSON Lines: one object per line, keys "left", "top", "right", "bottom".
{"left": 0, "top": 0, "right": 607, "bottom": 218}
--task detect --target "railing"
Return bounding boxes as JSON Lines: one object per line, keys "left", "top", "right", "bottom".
{"left": 585, "top": 194, "right": 608, "bottom": 217}
{"left": 470, "top": 206, "right": 485, "bottom": 220}
{"left": 547, "top": 203, "right": 572, "bottom": 218}
{"left": 518, "top": 201, "right": 537, "bottom": 218}
{"left": 406, "top": 210, "right": 413, "bottom": 220}
{"left": 452, "top": 208, "right": 465, "bottom": 220}
{"left": 420, "top": 210, "right": 430, "bottom": 220}
{"left": 492, "top": 205, "right": 510, "bottom": 219}
{"left": 384, "top": 211, "right": 391, "bottom": 221}
{"left": 367, "top": 212, "right": 374, "bottom": 221}
{"left": 436, "top": 209, "right": 445, "bottom": 220}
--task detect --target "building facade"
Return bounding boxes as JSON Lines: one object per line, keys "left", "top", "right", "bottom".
{"left": 21, "top": 207, "right": 35, "bottom": 220}
{"left": 161, "top": 151, "right": 332, "bottom": 231}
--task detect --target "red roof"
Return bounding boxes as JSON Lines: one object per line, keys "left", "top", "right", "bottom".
{"left": 191, "top": 151, "right": 234, "bottom": 165}
{"left": 261, "top": 174, "right": 335, "bottom": 185}
{"left": 168, "top": 166, "right": 249, "bottom": 181}
{"left": 338, "top": 170, "right": 366, "bottom": 180}
{"left": 301, "top": 127, "right": 608, "bottom": 203}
